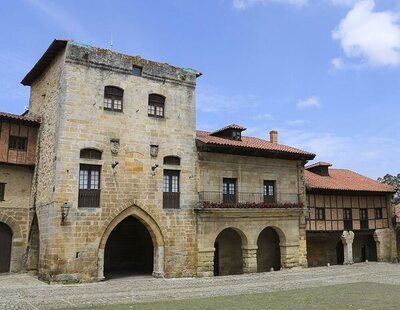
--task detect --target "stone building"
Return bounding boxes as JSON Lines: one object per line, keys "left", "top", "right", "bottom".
{"left": 0, "top": 39, "right": 396, "bottom": 281}
{"left": 305, "top": 162, "right": 397, "bottom": 266}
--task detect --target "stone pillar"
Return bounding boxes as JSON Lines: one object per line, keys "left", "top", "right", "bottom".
{"left": 280, "top": 243, "right": 300, "bottom": 268}
{"left": 374, "top": 229, "right": 394, "bottom": 262}
{"left": 197, "top": 248, "right": 215, "bottom": 277}
{"left": 152, "top": 246, "right": 165, "bottom": 277}
{"left": 97, "top": 248, "right": 105, "bottom": 281}
{"left": 341, "top": 231, "right": 354, "bottom": 265}
{"left": 242, "top": 246, "right": 257, "bottom": 274}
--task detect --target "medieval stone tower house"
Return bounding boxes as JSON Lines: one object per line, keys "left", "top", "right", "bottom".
{"left": 0, "top": 40, "right": 396, "bottom": 281}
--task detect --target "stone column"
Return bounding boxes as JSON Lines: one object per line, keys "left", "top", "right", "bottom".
{"left": 197, "top": 248, "right": 215, "bottom": 277}
{"left": 242, "top": 246, "right": 258, "bottom": 274}
{"left": 280, "top": 243, "right": 300, "bottom": 268}
{"left": 152, "top": 246, "right": 165, "bottom": 277}
{"left": 341, "top": 231, "right": 355, "bottom": 265}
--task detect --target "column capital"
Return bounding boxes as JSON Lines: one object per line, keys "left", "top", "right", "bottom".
{"left": 341, "top": 230, "right": 355, "bottom": 244}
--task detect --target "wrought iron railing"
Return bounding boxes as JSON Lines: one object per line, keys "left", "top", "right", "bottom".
{"left": 198, "top": 191, "right": 302, "bottom": 209}
{"left": 163, "top": 192, "right": 180, "bottom": 209}
{"left": 78, "top": 189, "right": 100, "bottom": 208}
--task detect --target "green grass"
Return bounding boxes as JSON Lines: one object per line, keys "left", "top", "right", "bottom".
{"left": 82, "top": 282, "right": 400, "bottom": 310}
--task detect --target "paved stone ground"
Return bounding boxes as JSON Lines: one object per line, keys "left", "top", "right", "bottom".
{"left": 1, "top": 263, "right": 400, "bottom": 309}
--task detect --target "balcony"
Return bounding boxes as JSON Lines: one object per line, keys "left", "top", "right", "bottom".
{"left": 198, "top": 191, "right": 303, "bottom": 209}
{"left": 163, "top": 192, "right": 180, "bottom": 209}
{"left": 78, "top": 189, "right": 100, "bottom": 208}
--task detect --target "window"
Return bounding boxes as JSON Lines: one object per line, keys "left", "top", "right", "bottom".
{"left": 223, "top": 178, "right": 237, "bottom": 204}
{"left": 163, "top": 170, "right": 180, "bottom": 209}
{"left": 163, "top": 156, "right": 180, "bottom": 165}
{"left": 0, "top": 183, "right": 5, "bottom": 201}
{"left": 360, "top": 209, "right": 369, "bottom": 229}
{"left": 263, "top": 180, "right": 276, "bottom": 204}
{"left": 343, "top": 208, "right": 352, "bottom": 230}
{"left": 104, "top": 86, "right": 123, "bottom": 112}
{"left": 80, "top": 148, "right": 102, "bottom": 160}
{"left": 132, "top": 65, "right": 142, "bottom": 77}
{"left": 148, "top": 94, "right": 165, "bottom": 118}
{"left": 316, "top": 208, "right": 325, "bottom": 220}
{"left": 9, "top": 136, "right": 27, "bottom": 151}
{"left": 375, "top": 208, "right": 383, "bottom": 220}
{"left": 232, "top": 130, "right": 241, "bottom": 140}
{"left": 78, "top": 164, "right": 101, "bottom": 208}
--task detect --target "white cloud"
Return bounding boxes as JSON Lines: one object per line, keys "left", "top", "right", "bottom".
{"left": 296, "top": 96, "right": 321, "bottom": 108}
{"left": 285, "top": 119, "right": 307, "bottom": 125}
{"left": 332, "top": 0, "right": 400, "bottom": 67}
{"left": 233, "top": 0, "right": 309, "bottom": 10}
{"left": 329, "top": 0, "right": 358, "bottom": 6}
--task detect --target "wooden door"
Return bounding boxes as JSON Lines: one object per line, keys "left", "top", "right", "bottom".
{"left": 0, "top": 223, "right": 12, "bottom": 273}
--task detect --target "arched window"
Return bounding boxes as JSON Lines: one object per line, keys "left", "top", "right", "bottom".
{"left": 148, "top": 94, "right": 165, "bottom": 118}
{"left": 80, "top": 148, "right": 102, "bottom": 160}
{"left": 163, "top": 156, "right": 180, "bottom": 165}
{"left": 104, "top": 86, "right": 123, "bottom": 112}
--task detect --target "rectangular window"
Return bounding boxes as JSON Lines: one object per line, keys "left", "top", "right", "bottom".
{"left": 263, "top": 180, "right": 276, "bottom": 204}
{"left": 0, "top": 183, "right": 5, "bottom": 201}
{"left": 163, "top": 170, "right": 180, "bottom": 209}
{"left": 104, "top": 86, "right": 123, "bottom": 112}
{"left": 344, "top": 208, "right": 352, "bottom": 220}
{"left": 148, "top": 94, "right": 165, "bottom": 118}
{"left": 223, "top": 178, "right": 237, "bottom": 204}
{"left": 9, "top": 136, "right": 27, "bottom": 151}
{"left": 375, "top": 208, "right": 383, "bottom": 220}
{"left": 360, "top": 208, "right": 369, "bottom": 229}
{"left": 343, "top": 208, "right": 353, "bottom": 230}
{"left": 132, "top": 65, "right": 143, "bottom": 77}
{"left": 78, "top": 164, "right": 101, "bottom": 208}
{"left": 316, "top": 208, "right": 325, "bottom": 220}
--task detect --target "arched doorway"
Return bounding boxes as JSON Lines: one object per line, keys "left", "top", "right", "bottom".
{"left": 0, "top": 222, "right": 12, "bottom": 273}
{"left": 104, "top": 216, "right": 153, "bottom": 278}
{"left": 214, "top": 228, "right": 244, "bottom": 276}
{"left": 257, "top": 227, "right": 281, "bottom": 272}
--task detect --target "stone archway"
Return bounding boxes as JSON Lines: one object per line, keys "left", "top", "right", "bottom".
{"left": 257, "top": 227, "right": 281, "bottom": 272}
{"left": 98, "top": 205, "right": 165, "bottom": 280}
{"left": 213, "top": 228, "right": 247, "bottom": 276}
{"left": 0, "top": 222, "right": 12, "bottom": 273}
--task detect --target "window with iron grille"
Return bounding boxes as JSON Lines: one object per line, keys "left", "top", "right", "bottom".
{"left": 163, "top": 170, "right": 180, "bottom": 209}
{"left": 132, "top": 65, "right": 142, "bottom": 77}
{"left": 104, "top": 86, "right": 123, "bottom": 112}
{"left": 9, "top": 136, "right": 27, "bottom": 151}
{"left": 78, "top": 164, "right": 101, "bottom": 208}
{"left": 80, "top": 148, "right": 102, "bottom": 160}
{"left": 375, "top": 208, "right": 383, "bottom": 219}
{"left": 148, "top": 94, "right": 165, "bottom": 118}
{"left": 316, "top": 208, "right": 325, "bottom": 220}
{"left": 0, "top": 183, "right": 5, "bottom": 201}
{"left": 263, "top": 180, "right": 276, "bottom": 203}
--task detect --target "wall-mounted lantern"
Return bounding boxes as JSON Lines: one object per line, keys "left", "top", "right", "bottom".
{"left": 150, "top": 144, "right": 159, "bottom": 157}
{"left": 61, "top": 202, "right": 71, "bottom": 224}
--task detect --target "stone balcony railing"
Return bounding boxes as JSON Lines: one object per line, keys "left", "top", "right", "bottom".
{"left": 197, "top": 191, "right": 303, "bottom": 209}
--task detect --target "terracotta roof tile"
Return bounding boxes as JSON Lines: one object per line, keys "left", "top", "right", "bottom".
{"left": 0, "top": 111, "right": 40, "bottom": 124}
{"left": 210, "top": 124, "right": 246, "bottom": 135}
{"left": 305, "top": 169, "right": 395, "bottom": 193}
{"left": 196, "top": 130, "right": 315, "bottom": 159}
{"left": 306, "top": 161, "right": 332, "bottom": 169}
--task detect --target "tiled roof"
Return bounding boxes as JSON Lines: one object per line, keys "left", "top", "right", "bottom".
{"left": 306, "top": 161, "right": 332, "bottom": 169}
{"left": 210, "top": 124, "right": 246, "bottom": 135}
{"left": 0, "top": 111, "right": 40, "bottom": 124}
{"left": 305, "top": 169, "right": 395, "bottom": 193}
{"left": 196, "top": 130, "right": 315, "bottom": 159}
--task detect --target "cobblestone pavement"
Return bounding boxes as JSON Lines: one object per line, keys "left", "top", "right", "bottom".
{"left": 1, "top": 263, "right": 400, "bottom": 309}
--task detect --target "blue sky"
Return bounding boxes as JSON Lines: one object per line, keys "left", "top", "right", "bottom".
{"left": 0, "top": 0, "right": 399, "bottom": 178}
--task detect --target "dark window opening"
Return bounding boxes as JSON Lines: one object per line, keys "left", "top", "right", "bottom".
{"left": 232, "top": 130, "right": 241, "bottom": 140}
{"left": 78, "top": 164, "right": 101, "bottom": 208}
{"left": 148, "top": 94, "right": 165, "bottom": 118}
{"left": 163, "top": 156, "right": 180, "bottom": 165}
{"left": 80, "top": 148, "right": 102, "bottom": 160}
{"left": 263, "top": 180, "right": 276, "bottom": 204}
{"left": 163, "top": 170, "right": 180, "bottom": 209}
{"left": 223, "top": 178, "right": 237, "bottom": 204}
{"left": 375, "top": 208, "right": 383, "bottom": 220}
{"left": 9, "top": 136, "right": 27, "bottom": 151}
{"left": 0, "top": 183, "right": 5, "bottom": 201}
{"left": 360, "top": 209, "right": 369, "bottom": 229}
{"left": 344, "top": 208, "right": 353, "bottom": 230}
{"left": 132, "top": 65, "right": 143, "bottom": 77}
{"left": 104, "top": 86, "right": 123, "bottom": 112}
{"left": 316, "top": 208, "right": 325, "bottom": 220}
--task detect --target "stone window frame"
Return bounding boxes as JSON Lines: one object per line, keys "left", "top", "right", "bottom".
{"left": 163, "top": 156, "right": 180, "bottom": 166}
{"left": 104, "top": 86, "right": 124, "bottom": 112}
{"left": 0, "top": 183, "right": 5, "bottom": 201}
{"left": 132, "top": 65, "right": 143, "bottom": 77}
{"left": 315, "top": 207, "right": 325, "bottom": 220}
{"left": 148, "top": 94, "right": 166, "bottom": 118}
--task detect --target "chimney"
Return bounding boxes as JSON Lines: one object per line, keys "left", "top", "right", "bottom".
{"left": 269, "top": 130, "right": 278, "bottom": 144}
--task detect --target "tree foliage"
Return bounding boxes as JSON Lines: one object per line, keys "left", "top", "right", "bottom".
{"left": 377, "top": 173, "right": 400, "bottom": 203}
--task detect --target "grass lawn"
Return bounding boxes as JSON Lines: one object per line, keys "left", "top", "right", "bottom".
{"left": 83, "top": 282, "right": 400, "bottom": 310}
